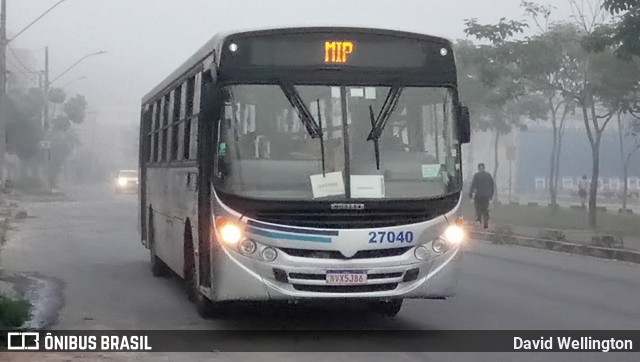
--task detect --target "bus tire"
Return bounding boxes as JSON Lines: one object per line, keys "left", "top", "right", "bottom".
{"left": 369, "top": 299, "right": 403, "bottom": 317}
{"left": 185, "top": 249, "right": 223, "bottom": 319}
{"left": 194, "top": 292, "right": 216, "bottom": 319}
{"left": 148, "top": 211, "right": 170, "bottom": 277}
{"left": 184, "top": 223, "right": 222, "bottom": 319}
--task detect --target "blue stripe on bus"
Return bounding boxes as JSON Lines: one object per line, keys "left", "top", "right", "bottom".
{"left": 247, "top": 219, "right": 339, "bottom": 236}
{"left": 245, "top": 226, "right": 332, "bottom": 244}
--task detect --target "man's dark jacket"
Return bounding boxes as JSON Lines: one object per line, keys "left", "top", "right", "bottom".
{"left": 470, "top": 171, "right": 494, "bottom": 199}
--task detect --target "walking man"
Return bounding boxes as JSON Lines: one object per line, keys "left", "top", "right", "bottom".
{"left": 469, "top": 163, "right": 495, "bottom": 229}
{"left": 578, "top": 175, "right": 588, "bottom": 208}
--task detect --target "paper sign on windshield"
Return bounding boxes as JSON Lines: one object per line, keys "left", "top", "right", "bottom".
{"left": 310, "top": 172, "right": 345, "bottom": 198}
{"left": 422, "top": 164, "right": 442, "bottom": 179}
{"left": 350, "top": 175, "right": 385, "bottom": 198}
{"left": 350, "top": 88, "right": 364, "bottom": 97}
{"left": 365, "top": 87, "right": 377, "bottom": 99}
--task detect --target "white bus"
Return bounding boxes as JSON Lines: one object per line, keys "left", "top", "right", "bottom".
{"left": 138, "top": 26, "right": 471, "bottom": 318}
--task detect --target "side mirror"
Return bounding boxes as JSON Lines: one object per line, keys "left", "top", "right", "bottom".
{"left": 457, "top": 105, "right": 471, "bottom": 144}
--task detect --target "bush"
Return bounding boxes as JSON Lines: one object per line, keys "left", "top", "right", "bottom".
{"left": 0, "top": 296, "right": 31, "bottom": 328}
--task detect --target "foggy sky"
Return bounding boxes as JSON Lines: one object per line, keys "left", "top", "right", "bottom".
{"left": 7, "top": 0, "right": 575, "bottom": 129}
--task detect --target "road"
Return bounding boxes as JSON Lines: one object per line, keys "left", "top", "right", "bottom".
{"left": 1, "top": 183, "right": 639, "bottom": 361}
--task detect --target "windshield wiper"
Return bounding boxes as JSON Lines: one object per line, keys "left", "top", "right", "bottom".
{"left": 368, "top": 105, "right": 381, "bottom": 170}
{"left": 367, "top": 85, "right": 403, "bottom": 142}
{"left": 366, "top": 85, "right": 403, "bottom": 170}
{"left": 316, "top": 99, "right": 326, "bottom": 176}
{"left": 279, "top": 81, "right": 327, "bottom": 176}
{"left": 279, "top": 82, "right": 322, "bottom": 139}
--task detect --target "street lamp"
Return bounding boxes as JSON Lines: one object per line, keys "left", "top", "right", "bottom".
{"left": 50, "top": 50, "right": 106, "bottom": 85}
{"left": 44, "top": 50, "right": 106, "bottom": 131}
{"left": 60, "top": 75, "right": 87, "bottom": 89}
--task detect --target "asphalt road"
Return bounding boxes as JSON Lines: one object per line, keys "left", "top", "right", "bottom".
{"left": 2, "top": 183, "right": 639, "bottom": 361}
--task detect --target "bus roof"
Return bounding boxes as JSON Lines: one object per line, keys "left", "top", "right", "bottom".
{"left": 142, "top": 26, "right": 453, "bottom": 104}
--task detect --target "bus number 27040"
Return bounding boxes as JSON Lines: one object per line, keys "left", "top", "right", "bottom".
{"left": 368, "top": 231, "right": 414, "bottom": 244}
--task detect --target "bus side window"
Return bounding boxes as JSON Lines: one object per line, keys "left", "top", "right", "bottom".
{"left": 170, "top": 86, "right": 182, "bottom": 161}
{"left": 176, "top": 83, "right": 187, "bottom": 161}
{"left": 160, "top": 93, "right": 170, "bottom": 162}
{"left": 189, "top": 73, "right": 202, "bottom": 160}
{"left": 184, "top": 76, "right": 196, "bottom": 160}
{"left": 152, "top": 100, "right": 161, "bottom": 162}
{"left": 142, "top": 106, "right": 153, "bottom": 163}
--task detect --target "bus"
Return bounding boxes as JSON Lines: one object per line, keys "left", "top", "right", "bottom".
{"left": 138, "top": 26, "right": 471, "bottom": 318}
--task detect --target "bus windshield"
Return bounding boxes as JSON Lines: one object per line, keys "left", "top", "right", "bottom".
{"left": 214, "top": 84, "right": 461, "bottom": 200}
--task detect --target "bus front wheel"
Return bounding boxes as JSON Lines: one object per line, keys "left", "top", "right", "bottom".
{"left": 187, "top": 260, "right": 224, "bottom": 319}
{"left": 184, "top": 230, "right": 223, "bottom": 319}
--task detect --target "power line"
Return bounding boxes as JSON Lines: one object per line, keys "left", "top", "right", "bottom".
{"left": 6, "top": 69, "right": 39, "bottom": 74}
{"left": 8, "top": 45, "right": 34, "bottom": 73}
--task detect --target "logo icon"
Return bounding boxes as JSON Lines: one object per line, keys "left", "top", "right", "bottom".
{"left": 330, "top": 203, "right": 365, "bottom": 211}
{"left": 7, "top": 332, "right": 40, "bottom": 350}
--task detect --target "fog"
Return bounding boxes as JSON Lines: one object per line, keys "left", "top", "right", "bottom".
{"left": 7, "top": 0, "right": 598, "bottom": 186}
{"left": 3, "top": 1, "right": 640, "bottom": 352}
{"left": 8, "top": 0, "right": 574, "bottom": 126}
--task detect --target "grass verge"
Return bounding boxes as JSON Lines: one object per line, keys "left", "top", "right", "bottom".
{"left": 460, "top": 200, "right": 640, "bottom": 237}
{"left": 0, "top": 295, "right": 31, "bottom": 328}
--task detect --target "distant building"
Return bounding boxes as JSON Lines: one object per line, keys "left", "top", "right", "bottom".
{"left": 516, "top": 117, "right": 640, "bottom": 197}
{"left": 462, "top": 115, "right": 640, "bottom": 201}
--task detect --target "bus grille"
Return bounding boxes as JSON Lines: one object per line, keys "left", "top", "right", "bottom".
{"left": 289, "top": 272, "right": 403, "bottom": 280}
{"left": 291, "top": 283, "right": 398, "bottom": 293}
{"left": 280, "top": 247, "right": 411, "bottom": 260}
{"left": 252, "top": 211, "right": 432, "bottom": 228}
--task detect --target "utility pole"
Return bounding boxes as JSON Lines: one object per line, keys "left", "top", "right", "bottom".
{"left": 1, "top": 0, "right": 7, "bottom": 186}
{"left": 41, "top": 46, "right": 51, "bottom": 191}
{"left": 43, "top": 46, "right": 49, "bottom": 131}
{"left": 0, "top": 0, "right": 68, "bottom": 192}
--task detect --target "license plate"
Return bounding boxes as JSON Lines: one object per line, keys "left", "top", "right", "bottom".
{"left": 326, "top": 270, "right": 367, "bottom": 285}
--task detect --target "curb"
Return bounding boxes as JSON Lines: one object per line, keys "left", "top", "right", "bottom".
{"left": 469, "top": 230, "right": 640, "bottom": 264}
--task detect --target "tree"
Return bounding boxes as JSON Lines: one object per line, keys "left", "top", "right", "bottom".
{"left": 616, "top": 112, "right": 640, "bottom": 210}
{"left": 64, "top": 95, "right": 87, "bottom": 125}
{"left": 571, "top": 0, "right": 640, "bottom": 226}
{"left": 6, "top": 88, "right": 44, "bottom": 161}
{"left": 455, "top": 39, "right": 490, "bottom": 176}
{"left": 603, "top": 0, "right": 640, "bottom": 57}
{"left": 518, "top": 3, "right": 580, "bottom": 207}
{"left": 46, "top": 93, "right": 87, "bottom": 183}
{"left": 464, "top": 17, "right": 530, "bottom": 202}
{"left": 516, "top": 0, "right": 639, "bottom": 227}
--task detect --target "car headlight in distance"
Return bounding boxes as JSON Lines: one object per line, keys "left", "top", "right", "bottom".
{"left": 117, "top": 178, "right": 127, "bottom": 186}
{"left": 216, "top": 218, "right": 242, "bottom": 245}
{"left": 444, "top": 224, "right": 465, "bottom": 246}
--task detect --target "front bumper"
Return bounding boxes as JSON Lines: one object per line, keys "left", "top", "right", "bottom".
{"left": 209, "top": 245, "right": 462, "bottom": 301}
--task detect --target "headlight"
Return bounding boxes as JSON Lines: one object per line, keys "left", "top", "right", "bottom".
{"left": 444, "top": 225, "right": 465, "bottom": 246}
{"left": 239, "top": 238, "right": 257, "bottom": 255}
{"left": 117, "top": 178, "right": 127, "bottom": 186}
{"left": 432, "top": 238, "right": 447, "bottom": 253}
{"left": 217, "top": 219, "right": 242, "bottom": 245}
{"left": 414, "top": 245, "right": 431, "bottom": 260}
{"left": 261, "top": 247, "right": 277, "bottom": 262}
